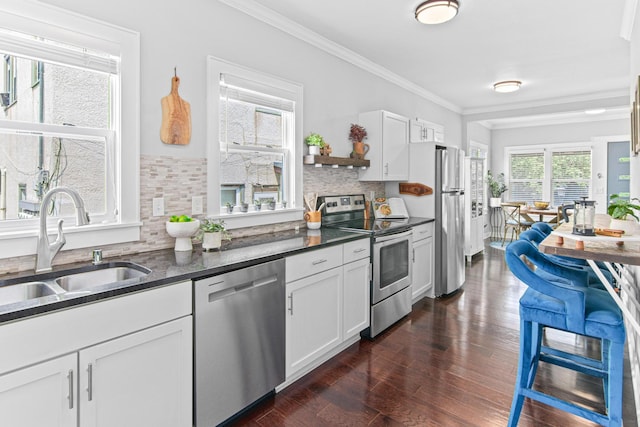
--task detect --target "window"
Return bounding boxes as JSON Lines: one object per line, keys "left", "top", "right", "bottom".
{"left": 208, "top": 57, "right": 303, "bottom": 229}
{"left": 0, "top": 3, "right": 140, "bottom": 259}
{"left": 507, "top": 146, "right": 592, "bottom": 205}
{"left": 3, "top": 54, "right": 15, "bottom": 106}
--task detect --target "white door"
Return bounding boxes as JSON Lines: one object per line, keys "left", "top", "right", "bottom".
{"left": 342, "top": 257, "right": 370, "bottom": 340}
{"left": 286, "top": 267, "right": 342, "bottom": 378}
{"left": 79, "top": 316, "right": 192, "bottom": 427}
{"left": 0, "top": 353, "right": 77, "bottom": 427}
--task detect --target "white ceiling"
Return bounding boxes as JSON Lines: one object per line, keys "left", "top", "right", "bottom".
{"left": 235, "top": 0, "right": 631, "bottom": 121}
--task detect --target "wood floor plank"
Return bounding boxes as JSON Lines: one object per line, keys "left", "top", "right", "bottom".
{"left": 231, "top": 242, "right": 637, "bottom": 426}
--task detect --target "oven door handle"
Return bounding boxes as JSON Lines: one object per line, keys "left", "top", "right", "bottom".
{"left": 374, "top": 229, "right": 413, "bottom": 244}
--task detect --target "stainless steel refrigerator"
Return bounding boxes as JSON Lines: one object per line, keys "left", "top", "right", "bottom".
{"left": 435, "top": 146, "right": 466, "bottom": 296}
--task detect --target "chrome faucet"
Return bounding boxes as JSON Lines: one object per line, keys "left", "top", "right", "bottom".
{"left": 35, "top": 187, "right": 90, "bottom": 273}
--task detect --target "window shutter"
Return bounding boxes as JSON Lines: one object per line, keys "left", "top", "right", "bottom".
{"left": 509, "top": 152, "right": 544, "bottom": 203}
{"left": 551, "top": 150, "right": 591, "bottom": 205}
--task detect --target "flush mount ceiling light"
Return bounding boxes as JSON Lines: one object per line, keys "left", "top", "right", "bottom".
{"left": 415, "top": 0, "right": 459, "bottom": 25}
{"left": 584, "top": 108, "right": 606, "bottom": 115}
{"left": 493, "top": 80, "right": 522, "bottom": 93}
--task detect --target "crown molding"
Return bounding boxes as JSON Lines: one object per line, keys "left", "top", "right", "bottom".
{"left": 479, "top": 107, "right": 628, "bottom": 130}
{"left": 218, "top": 0, "right": 462, "bottom": 113}
{"left": 620, "top": 0, "right": 638, "bottom": 41}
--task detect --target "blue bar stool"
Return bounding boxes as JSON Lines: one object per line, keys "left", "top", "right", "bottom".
{"left": 505, "top": 240, "right": 625, "bottom": 426}
{"left": 518, "top": 229, "right": 613, "bottom": 287}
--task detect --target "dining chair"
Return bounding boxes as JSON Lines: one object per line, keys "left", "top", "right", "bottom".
{"left": 501, "top": 202, "right": 534, "bottom": 246}
{"left": 505, "top": 240, "right": 625, "bottom": 427}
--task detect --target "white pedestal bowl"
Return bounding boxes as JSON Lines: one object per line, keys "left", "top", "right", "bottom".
{"left": 166, "top": 220, "right": 200, "bottom": 251}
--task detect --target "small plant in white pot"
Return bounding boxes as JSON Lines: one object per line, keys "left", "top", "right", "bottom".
{"left": 305, "top": 133, "right": 325, "bottom": 156}
{"left": 608, "top": 194, "right": 640, "bottom": 235}
{"left": 199, "top": 218, "right": 230, "bottom": 251}
{"left": 486, "top": 170, "right": 508, "bottom": 207}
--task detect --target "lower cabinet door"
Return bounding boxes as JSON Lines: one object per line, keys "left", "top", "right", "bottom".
{"left": 342, "top": 257, "right": 370, "bottom": 339}
{"left": 79, "top": 316, "right": 192, "bottom": 427}
{"left": 412, "top": 236, "right": 433, "bottom": 300}
{"left": 0, "top": 353, "right": 78, "bottom": 427}
{"left": 286, "top": 267, "right": 343, "bottom": 378}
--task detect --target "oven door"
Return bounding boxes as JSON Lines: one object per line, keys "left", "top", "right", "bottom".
{"left": 372, "top": 229, "right": 413, "bottom": 304}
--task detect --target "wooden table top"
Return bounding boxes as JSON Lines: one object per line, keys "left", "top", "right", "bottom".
{"left": 522, "top": 207, "right": 558, "bottom": 216}
{"left": 539, "top": 218, "right": 640, "bottom": 266}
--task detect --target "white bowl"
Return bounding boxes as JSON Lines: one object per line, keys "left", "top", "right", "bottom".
{"left": 166, "top": 220, "right": 200, "bottom": 251}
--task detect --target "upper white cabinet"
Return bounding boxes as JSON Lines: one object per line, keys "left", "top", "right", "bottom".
{"left": 410, "top": 118, "right": 444, "bottom": 144}
{"left": 358, "top": 110, "right": 410, "bottom": 181}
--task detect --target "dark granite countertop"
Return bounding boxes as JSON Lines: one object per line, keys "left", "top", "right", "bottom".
{"left": 0, "top": 217, "right": 435, "bottom": 324}
{"left": 0, "top": 227, "right": 369, "bottom": 324}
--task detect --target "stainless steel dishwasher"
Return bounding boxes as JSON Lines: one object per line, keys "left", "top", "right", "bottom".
{"left": 194, "top": 259, "right": 285, "bottom": 427}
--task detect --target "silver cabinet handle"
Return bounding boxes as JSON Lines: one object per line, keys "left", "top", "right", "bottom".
{"left": 311, "top": 259, "right": 327, "bottom": 265}
{"left": 87, "top": 363, "right": 93, "bottom": 401}
{"left": 413, "top": 248, "right": 416, "bottom": 263}
{"left": 288, "top": 293, "right": 293, "bottom": 315}
{"left": 353, "top": 248, "right": 366, "bottom": 253}
{"left": 384, "top": 163, "right": 389, "bottom": 175}
{"left": 68, "top": 370, "right": 74, "bottom": 409}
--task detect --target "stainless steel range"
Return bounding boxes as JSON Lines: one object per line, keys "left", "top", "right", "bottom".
{"left": 319, "top": 194, "right": 412, "bottom": 338}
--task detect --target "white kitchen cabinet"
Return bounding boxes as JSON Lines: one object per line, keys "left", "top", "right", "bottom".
{"left": 285, "top": 266, "right": 343, "bottom": 378}
{"left": 409, "top": 118, "right": 445, "bottom": 144}
{"left": 464, "top": 157, "right": 485, "bottom": 262}
{"left": 285, "top": 239, "right": 370, "bottom": 380}
{"left": 79, "top": 316, "right": 192, "bottom": 427}
{"left": 358, "top": 110, "right": 410, "bottom": 181}
{"left": 411, "top": 223, "right": 434, "bottom": 302}
{"left": 0, "top": 281, "right": 193, "bottom": 427}
{"left": 342, "top": 239, "right": 370, "bottom": 340}
{"left": 0, "top": 353, "right": 78, "bottom": 427}
{"left": 0, "top": 317, "right": 191, "bottom": 427}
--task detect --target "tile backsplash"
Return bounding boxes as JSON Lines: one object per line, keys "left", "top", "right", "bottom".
{"left": 0, "top": 155, "right": 384, "bottom": 274}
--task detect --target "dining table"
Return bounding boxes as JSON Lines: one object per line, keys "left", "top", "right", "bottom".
{"left": 521, "top": 206, "right": 561, "bottom": 224}
{"left": 538, "top": 214, "right": 640, "bottom": 336}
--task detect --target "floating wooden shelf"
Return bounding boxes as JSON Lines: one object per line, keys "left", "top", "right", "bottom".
{"left": 303, "top": 155, "right": 370, "bottom": 169}
{"left": 399, "top": 182, "right": 433, "bottom": 196}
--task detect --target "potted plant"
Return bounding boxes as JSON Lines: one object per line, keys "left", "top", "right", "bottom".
{"left": 305, "top": 133, "right": 325, "bottom": 156}
{"left": 349, "top": 124, "right": 369, "bottom": 159}
{"left": 199, "top": 218, "right": 230, "bottom": 251}
{"left": 486, "top": 170, "right": 508, "bottom": 207}
{"left": 261, "top": 197, "right": 276, "bottom": 210}
{"left": 608, "top": 193, "right": 640, "bottom": 235}
{"left": 253, "top": 199, "right": 261, "bottom": 211}
{"left": 224, "top": 202, "right": 233, "bottom": 214}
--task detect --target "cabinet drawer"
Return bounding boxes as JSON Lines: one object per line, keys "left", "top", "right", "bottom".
{"left": 412, "top": 223, "right": 433, "bottom": 241}
{"left": 286, "top": 246, "right": 342, "bottom": 282}
{"left": 342, "top": 239, "right": 370, "bottom": 264}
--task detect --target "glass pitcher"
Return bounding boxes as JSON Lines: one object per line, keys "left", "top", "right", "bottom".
{"left": 573, "top": 197, "right": 596, "bottom": 236}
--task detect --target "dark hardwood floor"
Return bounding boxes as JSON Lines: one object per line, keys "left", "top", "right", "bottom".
{"left": 232, "top": 241, "right": 638, "bottom": 426}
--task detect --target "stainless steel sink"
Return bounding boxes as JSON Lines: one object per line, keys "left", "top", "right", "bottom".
{"left": 0, "top": 281, "right": 58, "bottom": 305}
{"left": 0, "top": 261, "right": 151, "bottom": 307}
{"left": 55, "top": 263, "right": 151, "bottom": 292}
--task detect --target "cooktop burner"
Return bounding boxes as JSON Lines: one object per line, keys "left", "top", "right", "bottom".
{"left": 318, "top": 194, "right": 411, "bottom": 236}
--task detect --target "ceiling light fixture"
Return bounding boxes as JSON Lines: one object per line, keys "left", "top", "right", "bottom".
{"left": 415, "top": 0, "right": 459, "bottom": 25}
{"left": 493, "top": 80, "right": 522, "bottom": 93}
{"left": 584, "top": 108, "right": 606, "bottom": 115}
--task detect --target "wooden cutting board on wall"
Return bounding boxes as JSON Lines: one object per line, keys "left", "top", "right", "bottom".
{"left": 160, "top": 75, "right": 191, "bottom": 145}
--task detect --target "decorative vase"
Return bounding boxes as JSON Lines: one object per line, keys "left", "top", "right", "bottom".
{"left": 610, "top": 218, "right": 637, "bottom": 236}
{"left": 202, "top": 231, "right": 222, "bottom": 251}
{"left": 350, "top": 141, "right": 370, "bottom": 159}
{"left": 308, "top": 145, "right": 320, "bottom": 156}
{"left": 489, "top": 197, "right": 502, "bottom": 208}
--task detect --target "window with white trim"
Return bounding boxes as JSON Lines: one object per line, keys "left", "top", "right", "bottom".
{"left": 507, "top": 146, "right": 592, "bottom": 206}
{"left": 0, "top": 3, "right": 140, "bottom": 259}
{"left": 208, "top": 57, "right": 302, "bottom": 228}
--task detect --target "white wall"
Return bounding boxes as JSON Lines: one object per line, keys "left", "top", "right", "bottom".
{"left": 40, "top": 0, "right": 461, "bottom": 162}
{"left": 490, "top": 118, "right": 628, "bottom": 212}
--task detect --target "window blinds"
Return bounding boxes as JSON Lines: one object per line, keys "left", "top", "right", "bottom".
{"left": 551, "top": 150, "right": 591, "bottom": 205}
{"left": 509, "top": 152, "right": 544, "bottom": 202}
{"left": 220, "top": 73, "right": 295, "bottom": 112}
